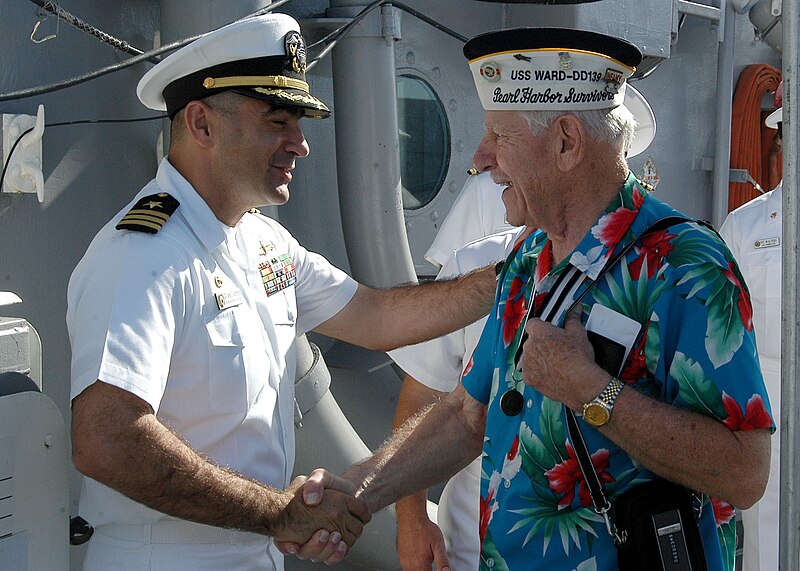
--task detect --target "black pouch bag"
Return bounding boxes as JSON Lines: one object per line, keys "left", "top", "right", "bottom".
{"left": 614, "top": 479, "right": 708, "bottom": 571}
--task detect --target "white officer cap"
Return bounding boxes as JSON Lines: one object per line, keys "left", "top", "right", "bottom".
{"left": 765, "top": 80, "right": 782, "bottom": 129}
{"left": 463, "top": 27, "right": 655, "bottom": 156}
{"left": 137, "top": 13, "right": 329, "bottom": 119}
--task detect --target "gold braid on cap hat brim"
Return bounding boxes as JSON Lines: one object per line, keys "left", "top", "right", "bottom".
{"left": 202, "top": 75, "right": 309, "bottom": 93}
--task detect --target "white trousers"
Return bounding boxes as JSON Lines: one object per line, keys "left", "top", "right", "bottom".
{"left": 84, "top": 521, "right": 278, "bottom": 571}
{"left": 437, "top": 457, "right": 482, "bottom": 571}
{"left": 742, "top": 360, "right": 780, "bottom": 571}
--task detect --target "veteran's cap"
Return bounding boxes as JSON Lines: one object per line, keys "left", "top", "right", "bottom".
{"left": 623, "top": 84, "right": 655, "bottom": 158}
{"left": 765, "top": 80, "right": 782, "bottom": 129}
{"left": 137, "top": 13, "right": 329, "bottom": 119}
{"left": 464, "top": 27, "right": 642, "bottom": 112}
{"left": 464, "top": 27, "right": 654, "bottom": 157}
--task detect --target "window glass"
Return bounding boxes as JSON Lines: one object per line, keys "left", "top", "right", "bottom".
{"left": 397, "top": 75, "right": 450, "bottom": 209}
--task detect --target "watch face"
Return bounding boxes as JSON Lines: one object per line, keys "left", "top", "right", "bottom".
{"left": 584, "top": 403, "right": 610, "bottom": 426}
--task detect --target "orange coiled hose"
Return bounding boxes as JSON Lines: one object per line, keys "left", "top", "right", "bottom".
{"left": 729, "top": 63, "right": 781, "bottom": 212}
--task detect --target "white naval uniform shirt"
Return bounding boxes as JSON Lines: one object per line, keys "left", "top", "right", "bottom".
{"left": 389, "top": 227, "right": 522, "bottom": 571}
{"left": 425, "top": 172, "right": 513, "bottom": 268}
{"left": 67, "top": 158, "right": 357, "bottom": 568}
{"left": 719, "top": 182, "right": 782, "bottom": 571}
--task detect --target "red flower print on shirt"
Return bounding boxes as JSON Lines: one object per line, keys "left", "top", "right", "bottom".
{"left": 502, "top": 277, "right": 527, "bottom": 346}
{"left": 545, "top": 442, "right": 614, "bottom": 508}
{"left": 592, "top": 188, "right": 644, "bottom": 251}
{"left": 722, "top": 392, "right": 772, "bottom": 430}
{"left": 619, "top": 333, "right": 648, "bottom": 383}
{"left": 710, "top": 496, "right": 735, "bottom": 527}
{"left": 628, "top": 230, "right": 676, "bottom": 279}
{"left": 534, "top": 242, "right": 554, "bottom": 283}
{"left": 479, "top": 488, "right": 496, "bottom": 544}
{"left": 462, "top": 354, "right": 474, "bottom": 378}
{"left": 722, "top": 262, "right": 754, "bottom": 332}
{"left": 480, "top": 472, "right": 502, "bottom": 545}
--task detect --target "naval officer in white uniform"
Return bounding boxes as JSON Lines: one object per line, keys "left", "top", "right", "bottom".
{"left": 719, "top": 84, "right": 783, "bottom": 571}
{"left": 67, "top": 13, "right": 497, "bottom": 571}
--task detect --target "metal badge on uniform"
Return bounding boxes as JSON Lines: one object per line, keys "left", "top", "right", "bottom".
{"left": 260, "top": 253, "right": 297, "bottom": 296}
{"left": 215, "top": 288, "right": 244, "bottom": 310}
{"left": 259, "top": 241, "right": 276, "bottom": 256}
{"left": 754, "top": 237, "right": 780, "bottom": 249}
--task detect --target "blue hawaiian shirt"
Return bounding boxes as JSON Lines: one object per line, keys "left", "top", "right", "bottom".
{"left": 461, "top": 173, "right": 773, "bottom": 571}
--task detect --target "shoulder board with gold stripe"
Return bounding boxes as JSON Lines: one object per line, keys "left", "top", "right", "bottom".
{"left": 116, "top": 193, "right": 180, "bottom": 234}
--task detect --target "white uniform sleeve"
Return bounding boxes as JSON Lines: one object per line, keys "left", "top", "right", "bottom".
{"left": 425, "top": 173, "right": 511, "bottom": 267}
{"left": 68, "top": 234, "right": 187, "bottom": 413}
{"left": 719, "top": 210, "right": 742, "bottom": 262}
{"left": 287, "top": 230, "right": 358, "bottom": 335}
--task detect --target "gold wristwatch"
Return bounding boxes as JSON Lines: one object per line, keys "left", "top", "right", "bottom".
{"left": 582, "top": 377, "right": 624, "bottom": 427}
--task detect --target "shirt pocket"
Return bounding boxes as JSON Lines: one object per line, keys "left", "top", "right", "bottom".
{"left": 204, "top": 310, "right": 249, "bottom": 413}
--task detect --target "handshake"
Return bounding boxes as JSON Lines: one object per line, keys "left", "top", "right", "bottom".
{"left": 273, "top": 468, "right": 372, "bottom": 565}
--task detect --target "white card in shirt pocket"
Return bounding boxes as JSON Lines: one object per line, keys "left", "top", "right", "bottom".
{"left": 585, "top": 304, "right": 642, "bottom": 376}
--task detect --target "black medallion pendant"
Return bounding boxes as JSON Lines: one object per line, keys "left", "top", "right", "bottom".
{"left": 500, "top": 389, "right": 524, "bottom": 416}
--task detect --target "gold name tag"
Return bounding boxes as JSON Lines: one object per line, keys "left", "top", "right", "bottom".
{"left": 754, "top": 237, "right": 780, "bottom": 249}
{"left": 215, "top": 289, "right": 244, "bottom": 310}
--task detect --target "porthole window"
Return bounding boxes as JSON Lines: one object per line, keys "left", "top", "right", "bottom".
{"left": 397, "top": 74, "right": 450, "bottom": 210}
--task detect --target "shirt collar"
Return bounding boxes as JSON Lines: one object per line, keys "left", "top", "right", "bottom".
{"left": 155, "top": 157, "right": 227, "bottom": 254}
{"left": 519, "top": 172, "right": 648, "bottom": 281}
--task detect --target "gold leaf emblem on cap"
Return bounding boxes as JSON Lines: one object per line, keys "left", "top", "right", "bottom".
{"left": 284, "top": 31, "right": 307, "bottom": 74}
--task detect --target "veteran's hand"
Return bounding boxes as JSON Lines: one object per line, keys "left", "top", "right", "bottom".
{"left": 275, "top": 469, "right": 370, "bottom": 565}
{"left": 520, "top": 310, "right": 607, "bottom": 410}
{"left": 273, "top": 470, "right": 371, "bottom": 555}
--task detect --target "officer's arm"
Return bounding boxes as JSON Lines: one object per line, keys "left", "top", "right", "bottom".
{"left": 71, "top": 380, "right": 370, "bottom": 544}
{"left": 314, "top": 267, "right": 496, "bottom": 352}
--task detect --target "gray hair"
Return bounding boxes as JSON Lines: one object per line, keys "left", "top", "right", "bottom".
{"left": 520, "top": 104, "right": 637, "bottom": 156}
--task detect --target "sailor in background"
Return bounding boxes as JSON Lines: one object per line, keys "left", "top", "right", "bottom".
{"left": 719, "top": 82, "right": 784, "bottom": 571}
{"left": 66, "top": 13, "right": 497, "bottom": 571}
{"left": 424, "top": 171, "right": 514, "bottom": 270}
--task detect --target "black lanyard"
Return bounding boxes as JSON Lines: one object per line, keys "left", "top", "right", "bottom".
{"left": 500, "top": 216, "right": 693, "bottom": 417}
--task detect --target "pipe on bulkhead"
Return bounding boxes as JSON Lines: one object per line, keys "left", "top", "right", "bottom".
{"left": 779, "top": 0, "right": 799, "bottom": 567}
{"left": 711, "top": 0, "right": 735, "bottom": 228}
{"left": 328, "top": 1, "right": 417, "bottom": 288}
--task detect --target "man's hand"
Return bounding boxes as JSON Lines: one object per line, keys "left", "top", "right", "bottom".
{"left": 273, "top": 470, "right": 371, "bottom": 553}
{"left": 274, "top": 469, "right": 370, "bottom": 565}
{"left": 396, "top": 509, "right": 450, "bottom": 571}
{"left": 520, "top": 310, "right": 607, "bottom": 411}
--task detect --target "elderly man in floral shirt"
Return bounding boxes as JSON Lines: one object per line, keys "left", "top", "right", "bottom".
{"left": 277, "top": 27, "right": 772, "bottom": 571}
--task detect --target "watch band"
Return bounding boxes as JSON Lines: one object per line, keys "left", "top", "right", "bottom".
{"left": 582, "top": 376, "right": 624, "bottom": 427}
{"left": 596, "top": 376, "right": 624, "bottom": 409}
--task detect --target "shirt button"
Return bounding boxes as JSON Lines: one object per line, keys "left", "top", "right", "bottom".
{"left": 487, "top": 558, "right": 495, "bottom": 568}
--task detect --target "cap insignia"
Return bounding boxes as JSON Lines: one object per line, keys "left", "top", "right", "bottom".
{"left": 480, "top": 61, "right": 502, "bottom": 83}
{"left": 285, "top": 31, "right": 307, "bottom": 74}
{"left": 116, "top": 192, "right": 180, "bottom": 234}
{"left": 604, "top": 68, "right": 624, "bottom": 93}
{"left": 513, "top": 54, "right": 532, "bottom": 62}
